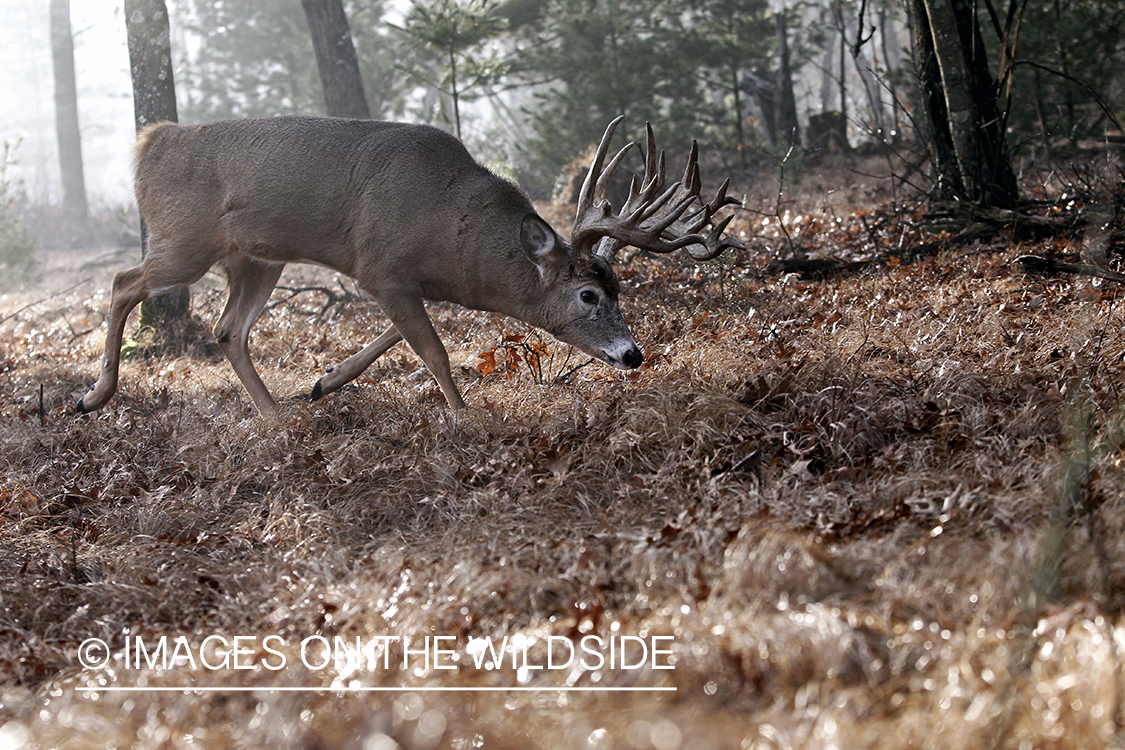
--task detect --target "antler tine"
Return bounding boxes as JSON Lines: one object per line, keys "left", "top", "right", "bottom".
{"left": 689, "top": 213, "right": 741, "bottom": 261}
{"left": 648, "top": 177, "right": 743, "bottom": 260}
{"left": 635, "top": 180, "right": 698, "bottom": 232}
{"left": 680, "top": 141, "right": 701, "bottom": 195}
{"left": 617, "top": 124, "right": 666, "bottom": 221}
{"left": 573, "top": 118, "right": 742, "bottom": 262}
{"left": 642, "top": 123, "right": 663, "bottom": 197}
{"left": 593, "top": 124, "right": 669, "bottom": 260}
{"left": 676, "top": 178, "right": 738, "bottom": 235}
{"left": 576, "top": 116, "right": 629, "bottom": 218}
{"left": 593, "top": 141, "right": 635, "bottom": 204}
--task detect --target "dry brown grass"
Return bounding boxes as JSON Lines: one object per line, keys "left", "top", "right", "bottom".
{"left": 3, "top": 170, "right": 1125, "bottom": 749}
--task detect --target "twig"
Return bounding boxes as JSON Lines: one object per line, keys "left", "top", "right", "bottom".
{"left": 1015, "top": 255, "right": 1125, "bottom": 283}
{"left": 850, "top": 0, "right": 876, "bottom": 57}
{"left": 1014, "top": 60, "right": 1124, "bottom": 135}
{"left": 767, "top": 221, "right": 992, "bottom": 278}
{"left": 554, "top": 358, "right": 595, "bottom": 385}
{"left": 0, "top": 278, "right": 94, "bottom": 325}
{"left": 266, "top": 284, "right": 363, "bottom": 318}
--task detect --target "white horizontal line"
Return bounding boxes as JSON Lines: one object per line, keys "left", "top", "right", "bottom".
{"left": 75, "top": 686, "right": 677, "bottom": 693}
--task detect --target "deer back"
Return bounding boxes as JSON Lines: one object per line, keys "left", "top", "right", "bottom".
{"left": 134, "top": 117, "right": 541, "bottom": 308}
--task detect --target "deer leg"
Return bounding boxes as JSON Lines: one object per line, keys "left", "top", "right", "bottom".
{"left": 378, "top": 293, "right": 466, "bottom": 411}
{"left": 213, "top": 256, "right": 285, "bottom": 417}
{"left": 310, "top": 326, "right": 404, "bottom": 401}
{"left": 77, "top": 266, "right": 151, "bottom": 413}
{"left": 78, "top": 242, "right": 217, "bottom": 414}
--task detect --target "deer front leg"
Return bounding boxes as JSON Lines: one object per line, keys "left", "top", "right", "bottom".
{"left": 213, "top": 256, "right": 285, "bottom": 417}
{"left": 310, "top": 326, "right": 404, "bottom": 401}
{"left": 377, "top": 292, "right": 466, "bottom": 411}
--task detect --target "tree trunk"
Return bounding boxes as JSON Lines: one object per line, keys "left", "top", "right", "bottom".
{"left": 913, "top": 0, "right": 1018, "bottom": 208}
{"left": 834, "top": 3, "right": 848, "bottom": 128}
{"left": 301, "top": 0, "right": 370, "bottom": 119}
{"left": 911, "top": 0, "right": 957, "bottom": 198}
{"left": 449, "top": 45, "right": 461, "bottom": 140}
{"left": 878, "top": 0, "right": 904, "bottom": 142}
{"left": 1031, "top": 65, "right": 1052, "bottom": 161}
{"left": 1051, "top": 0, "right": 1075, "bottom": 151}
{"left": 745, "top": 71, "right": 778, "bottom": 146}
{"left": 775, "top": 13, "right": 801, "bottom": 148}
{"left": 125, "top": 0, "right": 190, "bottom": 330}
{"left": 732, "top": 63, "right": 745, "bottom": 164}
{"left": 818, "top": 30, "right": 834, "bottom": 112}
{"left": 50, "top": 0, "right": 87, "bottom": 237}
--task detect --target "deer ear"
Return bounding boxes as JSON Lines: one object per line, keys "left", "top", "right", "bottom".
{"left": 521, "top": 214, "right": 567, "bottom": 277}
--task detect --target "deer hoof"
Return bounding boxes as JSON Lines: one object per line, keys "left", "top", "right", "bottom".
{"left": 309, "top": 380, "right": 324, "bottom": 401}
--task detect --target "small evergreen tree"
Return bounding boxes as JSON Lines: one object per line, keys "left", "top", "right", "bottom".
{"left": 512, "top": 0, "right": 709, "bottom": 196}
{"left": 173, "top": 0, "right": 406, "bottom": 122}
{"left": 396, "top": 0, "right": 507, "bottom": 140}
{"left": 672, "top": 0, "right": 775, "bottom": 154}
{"left": 0, "top": 139, "right": 40, "bottom": 290}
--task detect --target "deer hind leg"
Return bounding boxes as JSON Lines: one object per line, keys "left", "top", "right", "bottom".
{"left": 77, "top": 266, "right": 151, "bottom": 413}
{"left": 213, "top": 256, "right": 285, "bottom": 417}
{"left": 377, "top": 291, "right": 466, "bottom": 411}
{"left": 77, "top": 252, "right": 211, "bottom": 414}
{"left": 310, "top": 327, "right": 404, "bottom": 401}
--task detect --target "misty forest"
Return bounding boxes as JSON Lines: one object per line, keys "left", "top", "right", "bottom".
{"left": 3, "top": 0, "right": 1125, "bottom": 747}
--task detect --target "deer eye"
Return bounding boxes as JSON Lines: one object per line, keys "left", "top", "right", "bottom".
{"left": 580, "top": 290, "right": 599, "bottom": 305}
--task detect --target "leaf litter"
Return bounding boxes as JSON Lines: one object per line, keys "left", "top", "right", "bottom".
{"left": 2, "top": 164, "right": 1125, "bottom": 748}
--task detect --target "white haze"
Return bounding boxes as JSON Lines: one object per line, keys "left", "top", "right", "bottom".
{"left": 0, "top": 1, "right": 139, "bottom": 209}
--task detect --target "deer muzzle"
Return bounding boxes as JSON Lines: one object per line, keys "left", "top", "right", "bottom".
{"left": 602, "top": 338, "right": 644, "bottom": 370}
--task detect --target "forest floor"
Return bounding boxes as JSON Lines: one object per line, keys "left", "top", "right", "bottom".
{"left": 2, "top": 151, "right": 1125, "bottom": 749}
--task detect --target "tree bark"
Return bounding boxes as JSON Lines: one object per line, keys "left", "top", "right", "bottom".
{"left": 125, "top": 0, "right": 190, "bottom": 328}
{"left": 911, "top": 0, "right": 958, "bottom": 198}
{"left": 50, "top": 0, "right": 87, "bottom": 236}
{"left": 745, "top": 71, "right": 777, "bottom": 146}
{"left": 775, "top": 13, "right": 801, "bottom": 147}
{"left": 301, "top": 0, "right": 370, "bottom": 119}
{"left": 914, "top": 0, "right": 1018, "bottom": 208}
{"left": 833, "top": 3, "right": 848, "bottom": 128}
{"left": 818, "top": 29, "right": 834, "bottom": 112}
{"left": 732, "top": 64, "right": 745, "bottom": 164}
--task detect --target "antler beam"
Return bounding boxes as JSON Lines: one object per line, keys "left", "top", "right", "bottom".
{"left": 571, "top": 117, "right": 742, "bottom": 263}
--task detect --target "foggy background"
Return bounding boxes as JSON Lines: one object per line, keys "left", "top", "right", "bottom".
{"left": 0, "top": 1, "right": 135, "bottom": 208}
{"left": 1, "top": 0, "right": 1120, "bottom": 223}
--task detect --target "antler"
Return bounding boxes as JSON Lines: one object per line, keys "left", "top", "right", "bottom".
{"left": 571, "top": 117, "right": 742, "bottom": 263}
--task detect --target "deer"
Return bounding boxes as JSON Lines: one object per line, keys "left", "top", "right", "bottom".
{"left": 76, "top": 115, "right": 740, "bottom": 418}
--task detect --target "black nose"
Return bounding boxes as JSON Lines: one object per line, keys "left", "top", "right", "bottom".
{"left": 622, "top": 347, "right": 643, "bottom": 369}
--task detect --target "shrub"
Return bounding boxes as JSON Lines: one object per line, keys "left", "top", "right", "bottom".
{"left": 0, "top": 137, "right": 40, "bottom": 289}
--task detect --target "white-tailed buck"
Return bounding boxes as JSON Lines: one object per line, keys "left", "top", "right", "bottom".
{"left": 77, "top": 116, "right": 740, "bottom": 417}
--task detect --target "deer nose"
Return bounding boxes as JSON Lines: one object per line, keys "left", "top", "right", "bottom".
{"left": 622, "top": 346, "right": 643, "bottom": 369}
